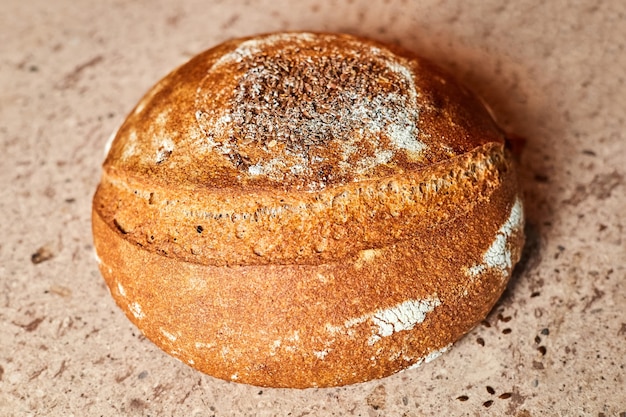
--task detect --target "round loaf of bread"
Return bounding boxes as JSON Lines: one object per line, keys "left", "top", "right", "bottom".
{"left": 92, "top": 32, "right": 525, "bottom": 388}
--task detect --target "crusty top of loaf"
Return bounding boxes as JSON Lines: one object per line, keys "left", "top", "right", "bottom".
{"left": 95, "top": 32, "right": 513, "bottom": 266}
{"left": 103, "top": 32, "right": 504, "bottom": 192}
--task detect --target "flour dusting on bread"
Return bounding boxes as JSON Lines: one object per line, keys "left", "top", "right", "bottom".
{"left": 326, "top": 295, "right": 441, "bottom": 345}
{"left": 371, "top": 297, "right": 442, "bottom": 338}
{"left": 466, "top": 197, "right": 524, "bottom": 279}
{"left": 195, "top": 33, "right": 426, "bottom": 190}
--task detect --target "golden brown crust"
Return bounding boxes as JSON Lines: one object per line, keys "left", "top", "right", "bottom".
{"left": 93, "top": 179, "right": 523, "bottom": 387}
{"left": 92, "top": 32, "right": 524, "bottom": 388}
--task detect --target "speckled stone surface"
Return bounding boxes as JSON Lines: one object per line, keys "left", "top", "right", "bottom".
{"left": 0, "top": 0, "right": 624, "bottom": 416}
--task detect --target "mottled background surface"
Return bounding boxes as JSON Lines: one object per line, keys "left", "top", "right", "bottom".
{"left": 1, "top": 0, "right": 624, "bottom": 416}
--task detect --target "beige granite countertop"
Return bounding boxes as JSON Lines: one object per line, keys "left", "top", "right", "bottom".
{"left": 1, "top": 0, "right": 624, "bottom": 416}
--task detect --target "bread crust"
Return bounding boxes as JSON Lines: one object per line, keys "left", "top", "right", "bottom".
{"left": 92, "top": 32, "right": 524, "bottom": 387}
